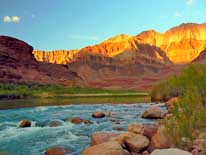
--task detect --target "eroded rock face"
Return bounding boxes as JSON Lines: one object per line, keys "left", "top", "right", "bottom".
{"left": 137, "top": 23, "right": 206, "bottom": 63}
{"left": 33, "top": 23, "right": 206, "bottom": 65}
{"left": 192, "top": 49, "right": 206, "bottom": 64}
{"left": 0, "top": 36, "right": 83, "bottom": 86}
{"left": 33, "top": 50, "right": 79, "bottom": 64}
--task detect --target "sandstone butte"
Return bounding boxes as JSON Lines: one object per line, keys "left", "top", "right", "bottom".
{"left": 33, "top": 23, "right": 206, "bottom": 64}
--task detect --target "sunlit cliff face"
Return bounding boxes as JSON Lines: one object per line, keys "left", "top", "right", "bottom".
{"left": 33, "top": 23, "right": 206, "bottom": 64}
{"left": 137, "top": 23, "right": 206, "bottom": 63}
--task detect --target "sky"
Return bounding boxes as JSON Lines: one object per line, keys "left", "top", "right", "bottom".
{"left": 0, "top": 0, "right": 206, "bottom": 50}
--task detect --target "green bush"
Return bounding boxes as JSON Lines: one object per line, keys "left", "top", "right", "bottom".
{"left": 152, "top": 64, "right": 206, "bottom": 147}
{"left": 151, "top": 64, "right": 206, "bottom": 102}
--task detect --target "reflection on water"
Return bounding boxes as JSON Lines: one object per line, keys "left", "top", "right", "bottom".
{"left": 0, "top": 96, "right": 151, "bottom": 109}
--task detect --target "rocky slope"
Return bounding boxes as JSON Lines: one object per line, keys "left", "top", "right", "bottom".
{"left": 0, "top": 36, "right": 83, "bottom": 86}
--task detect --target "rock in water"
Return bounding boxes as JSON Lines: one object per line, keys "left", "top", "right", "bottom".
{"left": 71, "top": 117, "right": 83, "bottom": 124}
{"left": 19, "top": 119, "right": 31, "bottom": 128}
{"left": 150, "top": 148, "right": 192, "bottom": 155}
{"left": 92, "top": 112, "right": 105, "bottom": 118}
{"left": 142, "top": 106, "right": 164, "bottom": 119}
{"left": 49, "top": 120, "right": 63, "bottom": 127}
{"left": 44, "top": 147, "right": 71, "bottom": 155}
{"left": 82, "top": 141, "right": 130, "bottom": 155}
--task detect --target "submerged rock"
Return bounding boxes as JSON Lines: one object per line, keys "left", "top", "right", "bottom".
{"left": 92, "top": 112, "right": 105, "bottom": 118}
{"left": 44, "top": 147, "right": 71, "bottom": 155}
{"left": 49, "top": 120, "right": 63, "bottom": 127}
{"left": 19, "top": 119, "right": 31, "bottom": 128}
{"left": 83, "top": 119, "right": 93, "bottom": 124}
{"left": 150, "top": 148, "right": 192, "bottom": 155}
{"left": 142, "top": 106, "right": 164, "bottom": 119}
{"left": 82, "top": 141, "right": 130, "bottom": 155}
{"left": 90, "top": 132, "right": 120, "bottom": 146}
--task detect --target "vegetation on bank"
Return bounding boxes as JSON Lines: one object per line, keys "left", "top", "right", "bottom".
{"left": 151, "top": 64, "right": 206, "bottom": 147}
{"left": 151, "top": 64, "right": 206, "bottom": 101}
{"left": 0, "top": 83, "right": 148, "bottom": 99}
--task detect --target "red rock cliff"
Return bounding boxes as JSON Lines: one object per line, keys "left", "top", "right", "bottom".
{"left": 33, "top": 23, "right": 206, "bottom": 64}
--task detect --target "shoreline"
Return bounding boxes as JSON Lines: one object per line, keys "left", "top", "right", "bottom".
{"left": 0, "top": 94, "right": 151, "bottom": 110}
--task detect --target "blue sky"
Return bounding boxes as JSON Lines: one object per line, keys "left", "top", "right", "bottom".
{"left": 0, "top": 0, "right": 206, "bottom": 50}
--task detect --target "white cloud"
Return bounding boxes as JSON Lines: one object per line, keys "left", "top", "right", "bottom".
{"left": 69, "top": 35, "right": 99, "bottom": 41}
{"left": 186, "top": 0, "right": 194, "bottom": 5}
{"left": 12, "top": 16, "right": 20, "bottom": 23}
{"left": 3, "top": 16, "right": 11, "bottom": 22}
{"left": 3, "top": 16, "right": 21, "bottom": 23}
{"left": 174, "top": 11, "right": 182, "bottom": 18}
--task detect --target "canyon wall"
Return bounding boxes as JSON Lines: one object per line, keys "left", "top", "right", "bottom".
{"left": 33, "top": 23, "right": 206, "bottom": 64}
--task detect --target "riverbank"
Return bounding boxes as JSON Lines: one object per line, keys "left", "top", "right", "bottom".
{"left": 0, "top": 83, "right": 148, "bottom": 99}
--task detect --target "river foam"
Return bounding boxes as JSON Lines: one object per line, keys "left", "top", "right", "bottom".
{"left": 0, "top": 103, "right": 164, "bottom": 155}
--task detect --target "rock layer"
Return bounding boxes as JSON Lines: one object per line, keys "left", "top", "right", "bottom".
{"left": 0, "top": 36, "right": 82, "bottom": 86}
{"left": 33, "top": 23, "right": 206, "bottom": 64}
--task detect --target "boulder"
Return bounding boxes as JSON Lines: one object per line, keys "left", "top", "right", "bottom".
{"left": 124, "top": 134, "right": 150, "bottom": 153}
{"left": 150, "top": 148, "right": 192, "bottom": 155}
{"left": 71, "top": 117, "right": 83, "bottom": 124}
{"left": 19, "top": 119, "right": 31, "bottom": 128}
{"left": 128, "top": 123, "right": 144, "bottom": 134}
{"left": 82, "top": 141, "right": 131, "bottom": 155}
{"left": 142, "top": 106, "right": 164, "bottom": 119}
{"left": 143, "top": 124, "right": 158, "bottom": 139}
{"left": 90, "top": 132, "right": 120, "bottom": 146}
{"left": 44, "top": 147, "right": 71, "bottom": 155}
{"left": 92, "top": 112, "right": 105, "bottom": 118}
{"left": 166, "top": 97, "right": 178, "bottom": 113}
{"left": 150, "top": 125, "right": 174, "bottom": 149}
{"left": 49, "top": 120, "right": 63, "bottom": 127}
{"left": 116, "top": 132, "right": 149, "bottom": 153}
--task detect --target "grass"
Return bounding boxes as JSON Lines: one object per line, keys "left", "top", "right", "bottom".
{"left": 0, "top": 83, "right": 148, "bottom": 100}
{"left": 151, "top": 64, "right": 206, "bottom": 102}
{"left": 151, "top": 64, "right": 206, "bottom": 148}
